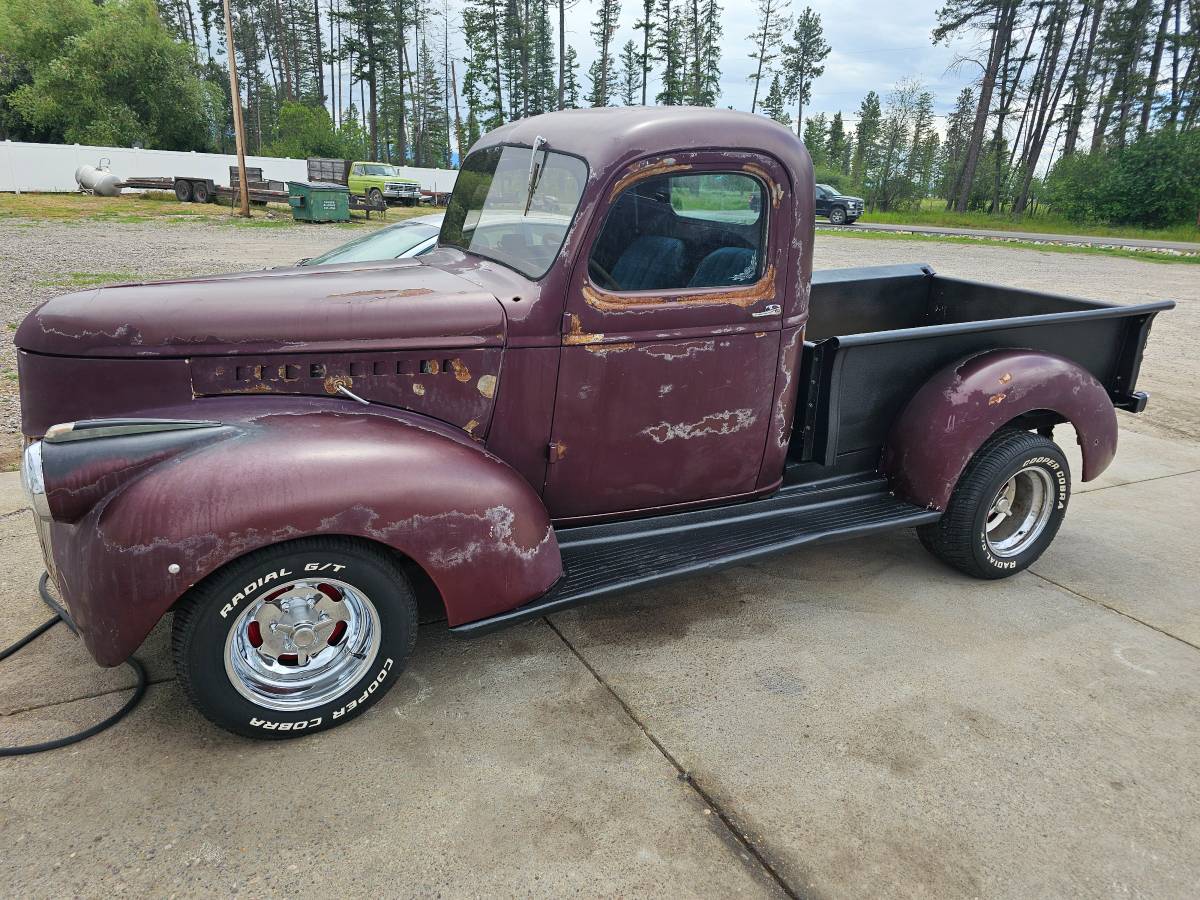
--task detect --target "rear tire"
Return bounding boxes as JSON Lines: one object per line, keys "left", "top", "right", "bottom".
{"left": 173, "top": 179, "right": 192, "bottom": 202}
{"left": 172, "top": 537, "right": 417, "bottom": 739}
{"left": 192, "top": 181, "right": 211, "bottom": 203}
{"left": 918, "top": 428, "right": 1069, "bottom": 579}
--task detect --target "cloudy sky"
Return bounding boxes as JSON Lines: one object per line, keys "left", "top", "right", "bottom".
{"left": 543, "top": 0, "right": 983, "bottom": 130}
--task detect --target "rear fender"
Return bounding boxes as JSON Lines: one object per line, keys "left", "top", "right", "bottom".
{"left": 42, "top": 398, "right": 560, "bottom": 666}
{"left": 883, "top": 350, "right": 1118, "bottom": 511}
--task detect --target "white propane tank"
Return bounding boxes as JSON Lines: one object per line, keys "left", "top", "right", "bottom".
{"left": 75, "top": 163, "right": 122, "bottom": 197}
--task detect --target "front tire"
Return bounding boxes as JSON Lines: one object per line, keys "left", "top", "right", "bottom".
{"left": 368, "top": 187, "right": 385, "bottom": 208}
{"left": 828, "top": 206, "right": 847, "bottom": 225}
{"left": 918, "top": 428, "right": 1070, "bottom": 579}
{"left": 172, "top": 537, "right": 417, "bottom": 739}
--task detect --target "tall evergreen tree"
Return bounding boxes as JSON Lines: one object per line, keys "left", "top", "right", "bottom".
{"left": 761, "top": 72, "right": 791, "bottom": 125}
{"left": 850, "top": 89, "right": 881, "bottom": 185}
{"left": 826, "top": 111, "right": 848, "bottom": 171}
{"left": 634, "top": 0, "right": 656, "bottom": 104}
{"left": 747, "top": 0, "right": 791, "bottom": 113}
{"left": 782, "top": 6, "right": 830, "bottom": 137}
{"left": 618, "top": 39, "right": 641, "bottom": 104}
{"left": 655, "top": 0, "right": 685, "bottom": 104}
{"left": 588, "top": 0, "right": 621, "bottom": 106}
{"left": 561, "top": 43, "right": 583, "bottom": 107}
{"left": 803, "top": 111, "right": 828, "bottom": 165}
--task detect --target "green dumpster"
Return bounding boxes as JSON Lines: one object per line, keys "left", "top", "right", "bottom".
{"left": 287, "top": 180, "right": 350, "bottom": 223}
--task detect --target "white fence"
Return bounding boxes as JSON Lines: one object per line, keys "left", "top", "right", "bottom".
{"left": 0, "top": 140, "right": 458, "bottom": 195}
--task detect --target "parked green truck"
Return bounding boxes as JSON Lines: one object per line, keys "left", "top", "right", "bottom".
{"left": 306, "top": 158, "right": 423, "bottom": 206}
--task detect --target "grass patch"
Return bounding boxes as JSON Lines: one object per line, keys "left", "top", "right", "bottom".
{"left": 34, "top": 271, "right": 139, "bottom": 288}
{"left": 819, "top": 226, "right": 1200, "bottom": 264}
{"left": 0, "top": 191, "right": 435, "bottom": 229}
{"left": 860, "top": 199, "right": 1200, "bottom": 243}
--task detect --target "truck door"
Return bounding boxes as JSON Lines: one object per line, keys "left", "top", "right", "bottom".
{"left": 543, "top": 154, "right": 791, "bottom": 519}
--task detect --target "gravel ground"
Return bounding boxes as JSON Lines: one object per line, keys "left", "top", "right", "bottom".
{"left": 3, "top": 218, "right": 1196, "bottom": 442}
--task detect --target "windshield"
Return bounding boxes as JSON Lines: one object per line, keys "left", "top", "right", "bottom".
{"left": 302, "top": 221, "right": 440, "bottom": 265}
{"left": 441, "top": 144, "right": 588, "bottom": 279}
{"left": 359, "top": 164, "right": 399, "bottom": 176}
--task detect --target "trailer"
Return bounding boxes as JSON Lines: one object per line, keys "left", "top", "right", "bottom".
{"left": 119, "top": 167, "right": 289, "bottom": 205}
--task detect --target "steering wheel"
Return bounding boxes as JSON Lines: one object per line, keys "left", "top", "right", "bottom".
{"left": 588, "top": 258, "right": 619, "bottom": 290}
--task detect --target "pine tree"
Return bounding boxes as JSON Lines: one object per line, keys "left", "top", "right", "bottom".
{"left": 462, "top": 0, "right": 506, "bottom": 129}
{"left": 803, "top": 112, "right": 828, "bottom": 166}
{"left": 747, "top": 0, "right": 791, "bottom": 113}
{"left": 826, "top": 111, "right": 848, "bottom": 171}
{"left": 618, "top": 39, "right": 641, "bottom": 105}
{"left": 588, "top": 0, "right": 621, "bottom": 106}
{"left": 562, "top": 44, "right": 583, "bottom": 107}
{"left": 655, "top": 0, "right": 685, "bottom": 104}
{"left": 762, "top": 72, "right": 791, "bottom": 126}
{"left": 939, "top": 86, "right": 975, "bottom": 205}
{"left": 634, "top": 0, "right": 656, "bottom": 104}
{"left": 782, "top": 6, "right": 830, "bottom": 137}
{"left": 850, "top": 89, "right": 880, "bottom": 186}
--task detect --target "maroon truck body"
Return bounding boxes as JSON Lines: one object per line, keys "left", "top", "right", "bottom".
{"left": 16, "top": 108, "right": 1171, "bottom": 675}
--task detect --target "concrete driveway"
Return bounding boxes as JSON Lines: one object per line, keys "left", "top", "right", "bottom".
{"left": 2, "top": 423, "right": 1199, "bottom": 898}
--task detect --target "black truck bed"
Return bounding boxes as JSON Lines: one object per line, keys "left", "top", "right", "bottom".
{"left": 789, "top": 264, "right": 1173, "bottom": 476}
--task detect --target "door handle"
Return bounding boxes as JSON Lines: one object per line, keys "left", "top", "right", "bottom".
{"left": 752, "top": 304, "right": 781, "bottom": 318}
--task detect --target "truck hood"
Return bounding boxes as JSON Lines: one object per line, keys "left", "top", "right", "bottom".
{"left": 16, "top": 259, "right": 506, "bottom": 358}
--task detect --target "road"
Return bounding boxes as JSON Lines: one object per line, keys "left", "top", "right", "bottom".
{"left": 819, "top": 220, "right": 1200, "bottom": 253}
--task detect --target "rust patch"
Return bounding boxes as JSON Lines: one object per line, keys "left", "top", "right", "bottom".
{"left": 450, "top": 358, "right": 471, "bottom": 382}
{"left": 999, "top": 372, "right": 1013, "bottom": 384}
{"left": 477, "top": 374, "right": 497, "bottom": 399}
{"left": 324, "top": 373, "right": 352, "bottom": 395}
{"left": 608, "top": 157, "right": 694, "bottom": 201}
{"left": 988, "top": 392, "right": 1007, "bottom": 406}
{"left": 412, "top": 382, "right": 426, "bottom": 396}
{"left": 464, "top": 418, "right": 480, "bottom": 435}
{"left": 585, "top": 342, "right": 636, "bottom": 356}
{"left": 327, "top": 288, "right": 434, "bottom": 300}
{"left": 754, "top": 331, "right": 767, "bottom": 338}
{"left": 551, "top": 440, "right": 567, "bottom": 460}
{"left": 583, "top": 265, "right": 776, "bottom": 312}
{"left": 563, "top": 313, "right": 605, "bottom": 345}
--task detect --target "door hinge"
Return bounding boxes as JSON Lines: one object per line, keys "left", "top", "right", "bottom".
{"left": 548, "top": 441, "right": 566, "bottom": 463}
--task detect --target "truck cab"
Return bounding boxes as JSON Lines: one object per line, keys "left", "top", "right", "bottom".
{"left": 15, "top": 108, "right": 1171, "bottom": 739}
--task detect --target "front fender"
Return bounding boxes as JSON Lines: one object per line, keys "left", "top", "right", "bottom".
{"left": 45, "top": 398, "right": 560, "bottom": 666}
{"left": 883, "top": 350, "right": 1118, "bottom": 511}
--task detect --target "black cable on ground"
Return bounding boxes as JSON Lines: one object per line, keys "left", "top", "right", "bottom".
{"left": 0, "top": 573, "right": 147, "bottom": 757}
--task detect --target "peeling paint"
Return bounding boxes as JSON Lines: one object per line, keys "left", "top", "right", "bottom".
{"left": 450, "top": 358, "right": 471, "bottom": 382}
{"left": 324, "top": 373, "right": 352, "bottom": 395}
{"left": 477, "top": 374, "right": 497, "bottom": 398}
{"left": 988, "top": 392, "right": 1006, "bottom": 405}
{"left": 999, "top": 372, "right": 1013, "bottom": 384}
{"left": 412, "top": 382, "right": 426, "bottom": 396}
{"left": 641, "top": 409, "right": 756, "bottom": 443}
{"left": 464, "top": 418, "right": 480, "bottom": 434}
{"left": 640, "top": 340, "right": 714, "bottom": 361}
{"left": 326, "top": 288, "right": 435, "bottom": 300}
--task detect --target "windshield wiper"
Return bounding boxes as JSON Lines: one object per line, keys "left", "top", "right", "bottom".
{"left": 523, "top": 135, "right": 546, "bottom": 216}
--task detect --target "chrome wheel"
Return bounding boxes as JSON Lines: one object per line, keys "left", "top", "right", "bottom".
{"left": 224, "top": 579, "right": 381, "bottom": 712}
{"left": 985, "top": 466, "right": 1055, "bottom": 558}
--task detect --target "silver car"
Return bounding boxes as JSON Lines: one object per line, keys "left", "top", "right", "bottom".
{"left": 300, "top": 213, "right": 444, "bottom": 266}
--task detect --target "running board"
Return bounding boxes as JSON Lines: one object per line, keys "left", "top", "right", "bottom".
{"left": 451, "top": 475, "right": 940, "bottom": 637}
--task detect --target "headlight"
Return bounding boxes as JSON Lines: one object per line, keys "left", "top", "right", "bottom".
{"left": 21, "top": 439, "right": 50, "bottom": 519}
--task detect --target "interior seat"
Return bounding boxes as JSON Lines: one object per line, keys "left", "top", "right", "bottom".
{"left": 610, "top": 235, "right": 685, "bottom": 291}
{"left": 689, "top": 247, "right": 757, "bottom": 288}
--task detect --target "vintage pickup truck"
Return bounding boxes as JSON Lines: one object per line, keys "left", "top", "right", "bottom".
{"left": 17, "top": 108, "right": 1171, "bottom": 738}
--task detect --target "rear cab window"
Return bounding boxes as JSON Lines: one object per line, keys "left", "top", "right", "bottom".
{"left": 587, "top": 171, "right": 766, "bottom": 293}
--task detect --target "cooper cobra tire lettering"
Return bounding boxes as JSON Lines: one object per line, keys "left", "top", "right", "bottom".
{"left": 173, "top": 538, "right": 418, "bottom": 740}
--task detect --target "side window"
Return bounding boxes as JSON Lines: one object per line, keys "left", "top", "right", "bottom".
{"left": 588, "top": 171, "right": 766, "bottom": 293}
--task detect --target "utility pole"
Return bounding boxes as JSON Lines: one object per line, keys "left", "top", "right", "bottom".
{"left": 223, "top": 0, "right": 251, "bottom": 218}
